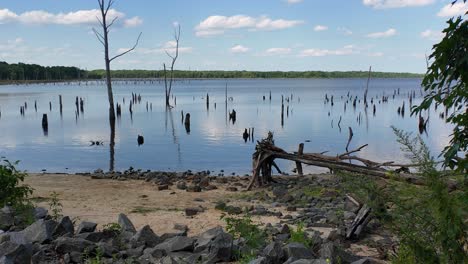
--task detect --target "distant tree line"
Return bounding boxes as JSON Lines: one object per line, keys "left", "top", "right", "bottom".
{"left": 89, "top": 69, "right": 423, "bottom": 79}
{"left": 0, "top": 61, "right": 423, "bottom": 82}
{"left": 0, "top": 61, "right": 86, "bottom": 81}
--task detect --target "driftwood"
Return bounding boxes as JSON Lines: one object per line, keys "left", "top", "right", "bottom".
{"left": 247, "top": 133, "right": 424, "bottom": 190}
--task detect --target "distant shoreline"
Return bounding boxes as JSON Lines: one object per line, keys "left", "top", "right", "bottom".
{"left": 0, "top": 76, "right": 423, "bottom": 86}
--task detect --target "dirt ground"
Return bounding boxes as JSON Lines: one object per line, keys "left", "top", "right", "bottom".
{"left": 24, "top": 173, "right": 286, "bottom": 236}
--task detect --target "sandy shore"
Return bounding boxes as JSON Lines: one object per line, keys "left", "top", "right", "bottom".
{"left": 24, "top": 173, "right": 286, "bottom": 236}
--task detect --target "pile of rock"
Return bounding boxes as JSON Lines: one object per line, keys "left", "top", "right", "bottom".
{"left": 1, "top": 206, "right": 375, "bottom": 264}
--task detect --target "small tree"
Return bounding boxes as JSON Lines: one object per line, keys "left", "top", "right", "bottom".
{"left": 163, "top": 24, "right": 180, "bottom": 108}
{"left": 412, "top": 0, "right": 467, "bottom": 173}
{"left": 93, "top": 0, "right": 142, "bottom": 121}
{"left": 0, "top": 159, "right": 33, "bottom": 208}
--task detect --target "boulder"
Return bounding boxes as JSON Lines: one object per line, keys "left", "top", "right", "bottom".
{"left": 130, "top": 225, "right": 160, "bottom": 248}
{"left": 186, "top": 185, "right": 202, "bottom": 192}
{"left": 53, "top": 216, "right": 74, "bottom": 237}
{"left": 319, "top": 242, "right": 360, "bottom": 264}
{"left": 33, "top": 207, "right": 48, "bottom": 220}
{"left": 263, "top": 241, "right": 285, "bottom": 264}
{"left": 185, "top": 207, "right": 203, "bottom": 217}
{"left": 194, "top": 226, "right": 224, "bottom": 253}
{"left": 272, "top": 186, "right": 288, "bottom": 199}
{"left": 23, "top": 219, "right": 56, "bottom": 244}
{"left": 0, "top": 211, "right": 14, "bottom": 231}
{"left": 284, "top": 243, "right": 314, "bottom": 261}
{"left": 249, "top": 257, "right": 268, "bottom": 264}
{"left": 55, "top": 237, "right": 95, "bottom": 254}
{"left": 176, "top": 181, "right": 187, "bottom": 190}
{"left": 154, "top": 236, "right": 194, "bottom": 253}
{"left": 76, "top": 221, "right": 97, "bottom": 234}
{"left": 202, "top": 231, "right": 233, "bottom": 263}
{"left": 118, "top": 214, "right": 136, "bottom": 234}
{"left": 0, "top": 241, "right": 32, "bottom": 264}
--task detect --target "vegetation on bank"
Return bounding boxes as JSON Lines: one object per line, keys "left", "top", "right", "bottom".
{"left": 0, "top": 61, "right": 423, "bottom": 82}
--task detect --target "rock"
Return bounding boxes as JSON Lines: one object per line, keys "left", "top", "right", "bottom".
{"left": 319, "top": 242, "right": 360, "bottom": 264}
{"left": 344, "top": 195, "right": 361, "bottom": 213}
{"left": 31, "top": 244, "right": 57, "bottom": 264}
{"left": 226, "top": 187, "right": 238, "bottom": 192}
{"left": 202, "top": 231, "right": 232, "bottom": 263}
{"left": 263, "top": 241, "right": 285, "bottom": 264}
{"left": 118, "top": 213, "right": 136, "bottom": 234}
{"left": 173, "top": 224, "right": 188, "bottom": 232}
{"left": 96, "top": 241, "right": 119, "bottom": 258}
{"left": 154, "top": 236, "right": 194, "bottom": 253}
{"left": 186, "top": 185, "right": 201, "bottom": 192}
{"left": 0, "top": 241, "right": 32, "bottom": 264}
{"left": 185, "top": 207, "right": 203, "bottom": 217}
{"left": 159, "top": 231, "right": 187, "bottom": 241}
{"left": 23, "top": 219, "right": 56, "bottom": 244}
{"left": 199, "top": 178, "right": 210, "bottom": 187}
{"left": 287, "top": 206, "right": 297, "bottom": 212}
{"left": 33, "top": 207, "right": 48, "bottom": 220}
{"left": 76, "top": 231, "right": 113, "bottom": 243}
{"left": 326, "top": 212, "right": 339, "bottom": 225}
{"left": 249, "top": 257, "right": 268, "bottom": 264}
{"left": 157, "top": 185, "right": 169, "bottom": 191}
{"left": 0, "top": 211, "right": 14, "bottom": 231}
{"left": 284, "top": 243, "right": 314, "bottom": 261}
{"left": 290, "top": 260, "right": 328, "bottom": 264}
{"left": 351, "top": 259, "right": 372, "bottom": 264}
{"left": 130, "top": 225, "right": 160, "bottom": 248}
{"left": 344, "top": 211, "right": 357, "bottom": 221}
{"left": 273, "top": 186, "right": 288, "bottom": 198}
{"left": 280, "top": 224, "right": 290, "bottom": 234}
{"left": 176, "top": 181, "right": 187, "bottom": 190}
{"left": 194, "top": 226, "right": 224, "bottom": 253}
{"left": 53, "top": 216, "right": 74, "bottom": 237}
{"left": 55, "top": 237, "right": 95, "bottom": 254}
{"left": 76, "top": 221, "right": 97, "bottom": 234}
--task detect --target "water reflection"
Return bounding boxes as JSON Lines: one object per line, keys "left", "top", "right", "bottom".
{"left": 0, "top": 78, "right": 454, "bottom": 174}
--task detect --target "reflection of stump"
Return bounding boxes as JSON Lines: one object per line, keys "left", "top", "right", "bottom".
{"left": 184, "top": 113, "right": 191, "bottom": 134}
{"left": 229, "top": 110, "right": 236, "bottom": 124}
{"left": 42, "top": 114, "right": 48, "bottom": 136}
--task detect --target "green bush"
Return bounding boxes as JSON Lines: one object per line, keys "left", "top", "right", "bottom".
{"left": 0, "top": 159, "right": 33, "bottom": 208}
{"left": 48, "top": 191, "right": 63, "bottom": 221}
{"left": 289, "top": 222, "right": 313, "bottom": 248}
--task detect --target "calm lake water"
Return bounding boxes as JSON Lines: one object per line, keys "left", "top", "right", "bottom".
{"left": 0, "top": 78, "right": 452, "bottom": 174}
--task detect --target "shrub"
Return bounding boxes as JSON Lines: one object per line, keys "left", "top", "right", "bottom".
{"left": 0, "top": 159, "right": 33, "bottom": 208}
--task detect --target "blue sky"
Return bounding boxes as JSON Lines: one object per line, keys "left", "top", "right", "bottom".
{"left": 0, "top": 0, "right": 466, "bottom": 73}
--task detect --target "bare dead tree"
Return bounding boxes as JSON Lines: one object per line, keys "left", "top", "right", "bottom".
{"left": 93, "top": 0, "right": 142, "bottom": 121}
{"left": 163, "top": 24, "right": 181, "bottom": 108}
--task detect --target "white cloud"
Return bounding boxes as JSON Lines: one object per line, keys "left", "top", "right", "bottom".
{"left": 367, "top": 52, "right": 384, "bottom": 57}
{"left": 118, "top": 41, "right": 192, "bottom": 56}
{"left": 363, "top": 0, "right": 434, "bottom": 9}
{"left": 366, "top": 28, "right": 397, "bottom": 38}
{"left": 230, "top": 45, "right": 249, "bottom": 53}
{"left": 338, "top": 27, "right": 353, "bottom": 35}
{"left": 124, "top": 16, "right": 143, "bottom": 28}
{"left": 0, "top": 8, "right": 141, "bottom": 27}
{"left": 195, "top": 15, "right": 303, "bottom": 37}
{"left": 286, "top": 0, "right": 303, "bottom": 4}
{"left": 420, "top": 29, "right": 443, "bottom": 41}
{"left": 437, "top": 2, "right": 468, "bottom": 17}
{"left": 264, "top": 48, "right": 292, "bottom": 55}
{"left": 299, "top": 45, "right": 357, "bottom": 57}
{"left": 313, "top": 25, "right": 328, "bottom": 31}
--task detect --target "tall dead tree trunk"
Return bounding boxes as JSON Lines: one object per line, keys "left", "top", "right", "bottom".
{"left": 94, "top": 0, "right": 141, "bottom": 122}
{"left": 93, "top": 0, "right": 141, "bottom": 172}
{"left": 163, "top": 24, "right": 181, "bottom": 108}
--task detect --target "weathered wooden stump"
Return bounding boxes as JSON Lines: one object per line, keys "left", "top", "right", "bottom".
{"left": 184, "top": 113, "right": 191, "bottom": 134}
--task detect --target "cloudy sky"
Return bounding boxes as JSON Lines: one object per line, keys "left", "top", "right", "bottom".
{"left": 0, "top": 0, "right": 466, "bottom": 73}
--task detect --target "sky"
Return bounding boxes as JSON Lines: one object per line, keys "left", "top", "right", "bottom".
{"left": 0, "top": 0, "right": 466, "bottom": 73}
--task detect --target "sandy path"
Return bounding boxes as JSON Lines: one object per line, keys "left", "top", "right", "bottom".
{"left": 24, "top": 173, "right": 283, "bottom": 236}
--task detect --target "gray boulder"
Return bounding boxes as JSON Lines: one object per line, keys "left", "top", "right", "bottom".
{"left": 23, "top": 219, "right": 56, "bottom": 244}
{"left": 202, "top": 231, "right": 233, "bottom": 263}
{"left": 76, "top": 221, "right": 97, "bottom": 234}
{"left": 319, "top": 242, "right": 360, "bottom": 264}
{"left": 263, "top": 241, "right": 285, "bottom": 264}
{"left": 194, "top": 226, "right": 224, "bottom": 253}
{"left": 284, "top": 243, "right": 314, "bottom": 261}
{"left": 249, "top": 257, "right": 268, "bottom": 264}
{"left": 0, "top": 241, "right": 32, "bottom": 264}
{"left": 118, "top": 214, "right": 136, "bottom": 234}
{"left": 33, "top": 207, "right": 48, "bottom": 220}
{"left": 130, "top": 225, "right": 160, "bottom": 248}
{"left": 53, "top": 216, "right": 74, "bottom": 237}
{"left": 154, "top": 236, "right": 194, "bottom": 253}
{"left": 55, "top": 237, "right": 95, "bottom": 254}
{"left": 0, "top": 211, "right": 14, "bottom": 231}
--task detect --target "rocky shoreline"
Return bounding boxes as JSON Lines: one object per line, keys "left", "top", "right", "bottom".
{"left": 1, "top": 171, "right": 394, "bottom": 263}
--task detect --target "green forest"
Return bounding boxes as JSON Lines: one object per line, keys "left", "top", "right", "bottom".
{"left": 0, "top": 61, "right": 423, "bottom": 82}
